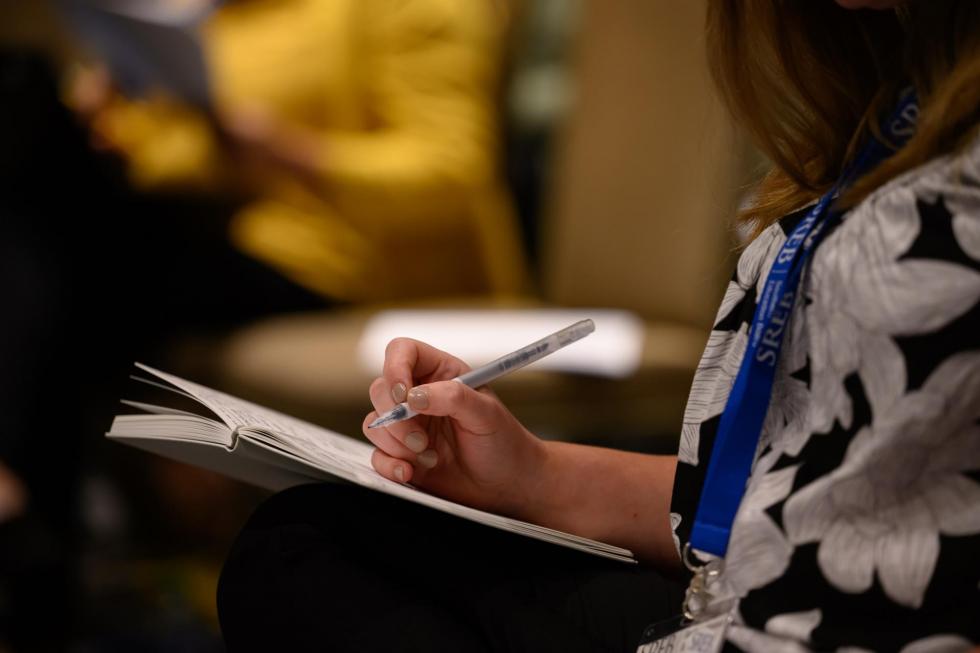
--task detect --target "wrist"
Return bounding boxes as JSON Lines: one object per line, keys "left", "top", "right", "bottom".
{"left": 506, "top": 439, "right": 570, "bottom": 526}
{"left": 484, "top": 429, "right": 547, "bottom": 520}
{"left": 491, "top": 438, "right": 683, "bottom": 565}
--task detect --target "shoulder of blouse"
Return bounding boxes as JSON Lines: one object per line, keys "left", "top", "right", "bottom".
{"left": 855, "top": 134, "right": 980, "bottom": 220}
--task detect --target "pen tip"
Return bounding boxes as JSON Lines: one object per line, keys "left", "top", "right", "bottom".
{"left": 368, "top": 404, "right": 408, "bottom": 429}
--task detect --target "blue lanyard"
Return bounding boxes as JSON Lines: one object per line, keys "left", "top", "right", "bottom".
{"left": 688, "top": 90, "right": 920, "bottom": 558}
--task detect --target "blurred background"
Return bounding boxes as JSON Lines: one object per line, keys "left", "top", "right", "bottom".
{"left": 0, "top": 0, "right": 760, "bottom": 650}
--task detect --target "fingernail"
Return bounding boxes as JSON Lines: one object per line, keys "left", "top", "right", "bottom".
{"left": 407, "top": 387, "right": 429, "bottom": 410}
{"left": 417, "top": 450, "right": 438, "bottom": 469}
{"left": 391, "top": 382, "right": 407, "bottom": 404}
{"left": 394, "top": 466, "right": 405, "bottom": 482}
{"left": 405, "top": 431, "right": 427, "bottom": 453}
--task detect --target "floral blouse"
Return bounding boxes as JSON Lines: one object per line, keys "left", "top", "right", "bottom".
{"left": 669, "top": 138, "right": 980, "bottom": 652}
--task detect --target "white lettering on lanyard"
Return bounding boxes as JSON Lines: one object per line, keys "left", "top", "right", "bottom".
{"left": 890, "top": 103, "right": 919, "bottom": 138}
{"left": 754, "top": 289, "right": 795, "bottom": 367}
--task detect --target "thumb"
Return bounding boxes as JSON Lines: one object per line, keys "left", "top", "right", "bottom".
{"left": 407, "top": 380, "right": 504, "bottom": 436}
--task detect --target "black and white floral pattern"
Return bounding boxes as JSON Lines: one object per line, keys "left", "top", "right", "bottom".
{"left": 670, "top": 138, "right": 980, "bottom": 652}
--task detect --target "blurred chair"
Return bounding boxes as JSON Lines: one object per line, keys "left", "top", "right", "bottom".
{"left": 187, "top": 0, "right": 748, "bottom": 451}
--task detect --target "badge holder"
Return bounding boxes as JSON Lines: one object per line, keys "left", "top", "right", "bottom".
{"left": 635, "top": 545, "right": 733, "bottom": 653}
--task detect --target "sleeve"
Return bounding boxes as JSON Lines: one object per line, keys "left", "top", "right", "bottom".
{"left": 311, "top": 0, "right": 506, "bottom": 225}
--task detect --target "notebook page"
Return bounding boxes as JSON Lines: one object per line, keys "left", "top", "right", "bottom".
{"left": 135, "top": 364, "right": 374, "bottom": 468}
{"left": 237, "top": 433, "right": 634, "bottom": 562}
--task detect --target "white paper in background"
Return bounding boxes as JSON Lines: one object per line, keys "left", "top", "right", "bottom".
{"left": 357, "top": 309, "right": 645, "bottom": 379}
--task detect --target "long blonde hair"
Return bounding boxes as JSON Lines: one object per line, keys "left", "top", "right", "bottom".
{"left": 706, "top": 1, "right": 980, "bottom": 235}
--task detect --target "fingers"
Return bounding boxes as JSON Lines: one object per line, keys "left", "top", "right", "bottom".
{"left": 362, "top": 414, "right": 438, "bottom": 483}
{"left": 66, "top": 64, "right": 113, "bottom": 120}
{"left": 365, "top": 378, "right": 423, "bottom": 452}
{"left": 382, "top": 338, "right": 470, "bottom": 400}
{"left": 363, "top": 378, "right": 439, "bottom": 472}
{"left": 365, "top": 338, "right": 481, "bottom": 482}
{"left": 361, "top": 408, "right": 419, "bottom": 460}
{"left": 371, "top": 448, "right": 413, "bottom": 484}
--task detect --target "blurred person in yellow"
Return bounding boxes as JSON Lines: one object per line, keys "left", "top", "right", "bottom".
{"left": 0, "top": 0, "right": 526, "bottom": 648}
{"left": 73, "top": 0, "right": 528, "bottom": 303}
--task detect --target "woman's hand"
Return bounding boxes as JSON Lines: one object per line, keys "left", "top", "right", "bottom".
{"left": 0, "top": 459, "right": 27, "bottom": 524}
{"left": 65, "top": 64, "right": 124, "bottom": 153}
{"left": 218, "top": 105, "right": 320, "bottom": 184}
{"left": 363, "top": 337, "right": 681, "bottom": 566}
{"left": 362, "top": 338, "right": 547, "bottom": 517}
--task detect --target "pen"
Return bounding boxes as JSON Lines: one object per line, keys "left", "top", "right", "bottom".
{"left": 368, "top": 319, "right": 596, "bottom": 429}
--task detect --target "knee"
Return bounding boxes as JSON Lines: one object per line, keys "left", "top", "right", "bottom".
{"left": 219, "top": 482, "right": 360, "bottom": 574}
{"left": 217, "top": 483, "right": 352, "bottom": 645}
{"left": 218, "top": 482, "right": 414, "bottom": 649}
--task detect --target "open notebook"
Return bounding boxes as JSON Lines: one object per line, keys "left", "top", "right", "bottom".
{"left": 108, "top": 364, "right": 636, "bottom": 563}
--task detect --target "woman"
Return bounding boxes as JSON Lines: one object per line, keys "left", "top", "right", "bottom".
{"left": 218, "top": 0, "right": 980, "bottom": 650}
{"left": 72, "top": 0, "right": 527, "bottom": 302}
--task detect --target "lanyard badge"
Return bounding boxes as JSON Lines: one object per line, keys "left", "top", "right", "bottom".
{"left": 637, "top": 544, "right": 732, "bottom": 653}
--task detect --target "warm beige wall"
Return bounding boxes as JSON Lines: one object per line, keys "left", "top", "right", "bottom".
{"left": 542, "top": 0, "right": 746, "bottom": 329}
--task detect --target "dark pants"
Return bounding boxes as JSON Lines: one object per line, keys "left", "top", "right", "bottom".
{"left": 218, "top": 484, "right": 685, "bottom": 653}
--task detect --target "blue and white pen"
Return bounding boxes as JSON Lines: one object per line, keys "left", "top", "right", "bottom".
{"left": 368, "top": 319, "right": 596, "bottom": 429}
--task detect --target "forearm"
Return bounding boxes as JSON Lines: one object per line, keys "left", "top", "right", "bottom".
{"left": 519, "top": 441, "right": 681, "bottom": 570}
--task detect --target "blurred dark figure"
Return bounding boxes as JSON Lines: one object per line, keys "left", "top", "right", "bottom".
{"left": 0, "top": 44, "right": 326, "bottom": 650}
{"left": 0, "top": 48, "right": 98, "bottom": 651}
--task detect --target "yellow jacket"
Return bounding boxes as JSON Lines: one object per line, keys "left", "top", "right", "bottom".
{"left": 98, "top": 0, "right": 528, "bottom": 301}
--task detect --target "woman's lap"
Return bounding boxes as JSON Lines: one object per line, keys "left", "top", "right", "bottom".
{"left": 218, "top": 483, "right": 684, "bottom": 653}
